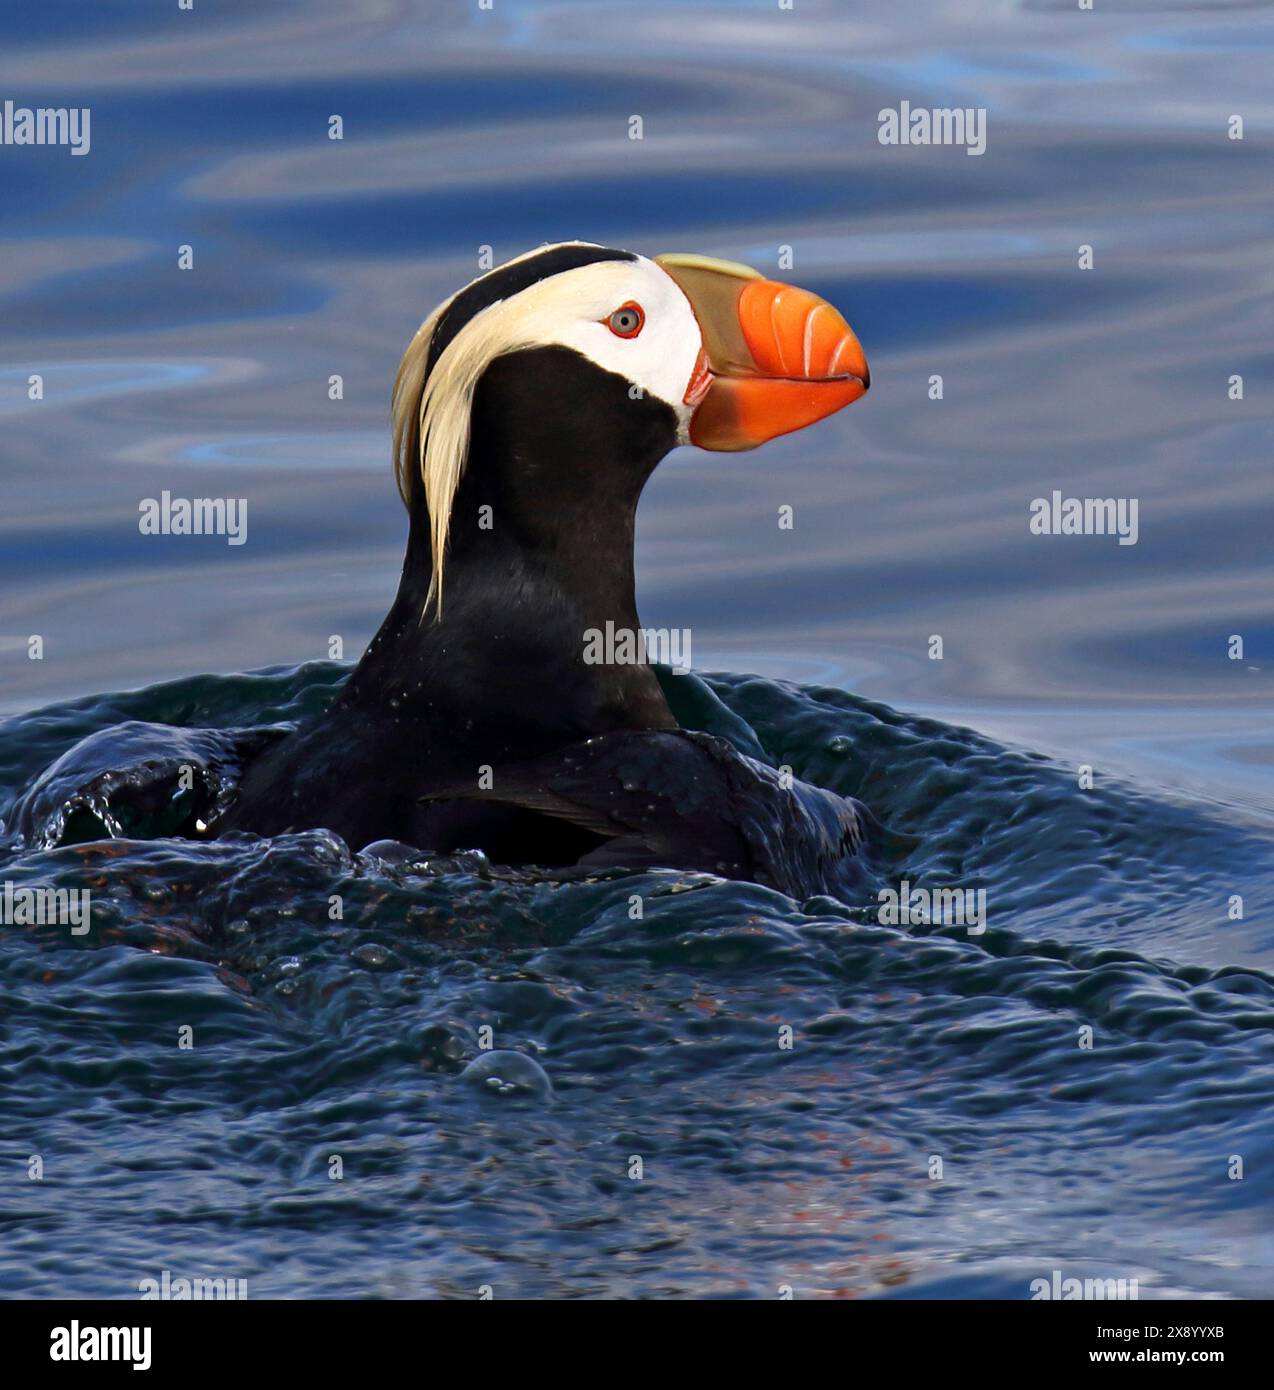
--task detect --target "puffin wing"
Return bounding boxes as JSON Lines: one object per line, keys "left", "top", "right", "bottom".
{"left": 419, "top": 728, "right": 869, "bottom": 897}
{"left": 419, "top": 730, "right": 752, "bottom": 874}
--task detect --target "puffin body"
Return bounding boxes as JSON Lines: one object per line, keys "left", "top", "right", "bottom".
{"left": 217, "top": 243, "right": 871, "bottom": 895}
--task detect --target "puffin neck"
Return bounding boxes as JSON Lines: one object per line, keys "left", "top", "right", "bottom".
{"left": 340, "top": 346, "right": 682, "bottom": 746}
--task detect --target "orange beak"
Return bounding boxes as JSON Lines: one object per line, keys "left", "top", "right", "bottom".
{"left": 656, "top": 253, "right": 869, "bottom": 451}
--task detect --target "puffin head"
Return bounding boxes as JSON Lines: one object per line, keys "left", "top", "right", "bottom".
{"left": 392, "top": 241, "right": 868, "bottom": 612}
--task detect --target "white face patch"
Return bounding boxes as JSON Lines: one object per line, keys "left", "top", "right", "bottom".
{"left": 532, "top": 256, "right": 704, "bottom": 433}
{"left": 394, "top": 246, "right": 707, "bottom": 614}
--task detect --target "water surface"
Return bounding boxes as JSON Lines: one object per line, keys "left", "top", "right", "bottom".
{"left": 1, "top": 0, "right": 1271, "bottom": 1299}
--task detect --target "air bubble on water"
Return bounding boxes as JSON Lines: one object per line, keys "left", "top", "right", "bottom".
{"left": 828, "top": 736, "right": 853, "bottom": 754}
{"left": 350, "top": 941, "right": 395, "bottom": 969}
{"left": 307, "top": 828, "right": 352, "bottom": 865}
{"left": 460, "top": 1050, "right": 553, "bottom": 1101}
{"left": 419, "top": 1022, "right": 466, "bottom": 1071}
{"left": 359, "top": 839, "right": 430, "bottom": 871}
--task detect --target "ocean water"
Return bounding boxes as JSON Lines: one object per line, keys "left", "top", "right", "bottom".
{"left": 1, "top": 0, "right": 1272, "bottom": 1299}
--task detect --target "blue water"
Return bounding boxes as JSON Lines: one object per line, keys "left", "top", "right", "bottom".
{"left": 1, "top": 1, "right": 1272, "bottom": 1298}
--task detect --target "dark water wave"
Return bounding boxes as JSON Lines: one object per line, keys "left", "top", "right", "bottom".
{"left": 2, "top": 665, "right": 1271, "bottom": 1298}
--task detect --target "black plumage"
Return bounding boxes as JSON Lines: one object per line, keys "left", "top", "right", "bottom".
{"left": 216, "top": 254, "right": 873, "bottom": 897}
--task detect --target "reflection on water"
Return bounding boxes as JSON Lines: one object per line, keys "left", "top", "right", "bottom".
{"left": 0, "top": 0, "right": 1271, "bottom": 1299}
{"left": 2, "top": 3, "right": 1271, "bottom": 759}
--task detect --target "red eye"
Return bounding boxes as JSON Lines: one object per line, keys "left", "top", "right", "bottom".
{"left": 605, "top": 302, "right": 644, "bottom": 338}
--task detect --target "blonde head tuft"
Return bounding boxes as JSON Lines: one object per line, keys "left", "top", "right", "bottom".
{"left": 390, "top": 246, "right": 643, "bottom": 617}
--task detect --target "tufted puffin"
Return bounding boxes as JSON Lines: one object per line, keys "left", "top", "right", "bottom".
{"left": 215, "top": 243, "right": 872, "bottom": 896}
